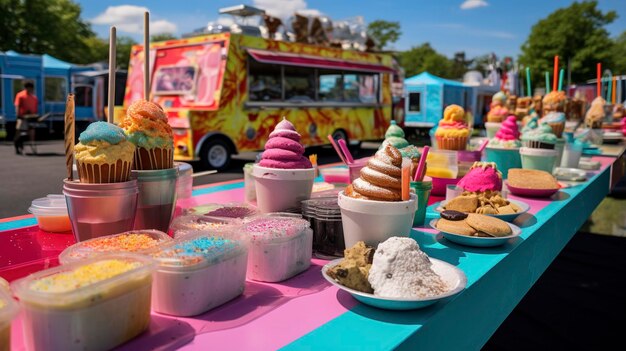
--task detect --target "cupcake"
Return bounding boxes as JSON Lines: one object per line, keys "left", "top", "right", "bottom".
{"left": 487, "top": 92, "right": 509, "bottom": 123}
{"left": 585, "top": 97, "right": 606, "bottom": 129}
{"left": 521, "top": 123, "right": 557, "bottom": 149}
{"left": 488, "top": 116, "right": 521, "bottom": 149}
{"left": 542, "top": 91, "right": 566, "bottom": 116}
{"left": 485, "top": 116, "right": 522, "bottom": 178}
{"left": 515, "top": 97, "right": 532, "bottom": 120}
{"left": 540, "top": 112, "right": 566, "bottom": 138}
{"left": 121, "top": 100, "right": 174, "bottom": 170}
{"left": 435, "top": 105, "right": 469, "bottom": 150}
{"left": 74, "top": 122, "right": 136, "bottom": 183}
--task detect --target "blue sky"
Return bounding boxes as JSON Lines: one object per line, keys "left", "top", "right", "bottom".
{"left": 78, "top": 0, "right": 626, "bottom": 58}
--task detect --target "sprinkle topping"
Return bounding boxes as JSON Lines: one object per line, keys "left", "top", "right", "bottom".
{"left": 153, "top": 236, "right": 242, "bottom": 267}
{"left": 244, "top": 217, "right": 308, "bottom": 241}
{"left": 29, "top": 260, "right": 141, "bottom": 293}
{"left": 83, "top": 233, "right": 161, "bottom": 252}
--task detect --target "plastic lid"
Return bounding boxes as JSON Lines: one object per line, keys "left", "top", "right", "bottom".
{"left": 242, "top": 214, "right": 310, "bottom": 243}
{"left": 28, "top": 194, "right": 68, "bottom": 216}
{"left": 151, "top": 231, "right": 247, "bottom": 272}
{"left": 0, "top": 285, "right": 19, "bottom": 325}
{"left": 59, "top": 230, "right": 173, "bottom": 264}
{"left": 175, "top": 162, "right": 193, "bottom": 177}
{"left": 170, "top": 215, "right": 242, "bottom": 237}
{"left": 11, "top": 254, "right": 156, "bottom": 309}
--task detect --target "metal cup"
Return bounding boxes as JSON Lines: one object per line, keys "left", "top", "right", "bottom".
{"left": 63, "top": 179, "right": 138, "bottom": 242}
{"left": 132, "top": 168, "right": 178, "bottom": 232}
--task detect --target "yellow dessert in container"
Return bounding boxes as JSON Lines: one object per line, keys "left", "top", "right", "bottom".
{"left": 11, "top": 254, "right": 156, "bottom": 351}
{"left": 0, "top": 284, "right": 19, "bottom": 351}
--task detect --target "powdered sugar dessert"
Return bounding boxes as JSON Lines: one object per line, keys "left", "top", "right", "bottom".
{"left": 243, "top": 215, "right": 313, "bottom": 282}
{"left": 259, "top": 117, "right": 312, "bottom": 169}
{"left": 368, "top": 237, "right": 448, "bottom": 298}
{"left": 151, "top": 233, "right": 248, "bottom": 316}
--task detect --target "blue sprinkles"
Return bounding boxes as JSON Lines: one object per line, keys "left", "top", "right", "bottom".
{"left": 159, "top": 236, "right": 242, "bottom": 265}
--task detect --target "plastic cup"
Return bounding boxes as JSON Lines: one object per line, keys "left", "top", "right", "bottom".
{"left": 132, "top": 168, "right": 178, "bottom": 233}
{"left": 252, "top": 165, "right": 315, "bottom": 213}
{"left": 445, "top": 184, "right": 463, "bottom": 201}
{"left": 485, "top": 147, "right": 522, "bottom": 179}
{"left": 63, "top": 179, "right": 138, "bottom": 242}
{"left": 410, "top": 181, "right": 432, "bottom": 227}
{"left": 520, "top": 147, "right": 557, "bottom": 173}
{"left": 243, "top": 163, "right": 256, "bottom": 203}
{"left": 554, "top": 138, "right": 566, "bottom": 169}
{"left": 485, "top": 122, "right": 502, "bottom": 139}
{"left": 338, "top": 192, "right": 417, "bottom": 248}
{"left": 561, "top": 142, "right": 583, "bottom": 168}
{"left": 348, "top": 157, "right": 369, "bottom": 183}
{"left": 174, "top": 162, "right": 193, "bottom": 200}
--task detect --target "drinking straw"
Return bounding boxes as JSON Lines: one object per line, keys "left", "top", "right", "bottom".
{"left": 596, "top": 63, "right": 601, "bottom": 97}
{"left": 612, "top": 77, "right": 617, "bottom": 104}
{"left": 338, "top": 138, "right": 354, "bottom": 164}
{"left": 545, "top": 72, "right": 550, "bottom": 94}
{"left": 413, "top": 145, "right": 429, "bottom": 182}
{"left": 108, "top": 26, "right": 116, "bottom": 123}
{"left": 401, "top": 158, "right": 411, "bottom": 201}
{"left": 64, "top": 94, "right": 75, "bottom": 180}
{"left": 478, "top": 139, "right": 489, "bottom": 153}
{"left": 327, "top": 135, "right": 347, "bottom": 164}
{"left": 553, "top": 56, "right": 558, "bottom": 92}
{"left": 192, "top": 170, "right": 218, "bottom": 178}
{"left": 144, "top": 12, "right": 150, "bottom": 101}
{"left": 525, "top": 67, "right": 531, "bottom": 97}
{"left": 558, "top": 68, "right": 564, "bottom": 92}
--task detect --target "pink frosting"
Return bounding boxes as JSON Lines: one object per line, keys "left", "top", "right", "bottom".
{"left": 457, "top": 163, "right": 502, "bottom": 192}
{"left": 438, "top": 120, "right": 468, "bottom": 129}
{"left": 494, "top": 116, "right": 520, "bottom": 141}
{"left": 259, "top": 118, "right": 312, "bottom": 169}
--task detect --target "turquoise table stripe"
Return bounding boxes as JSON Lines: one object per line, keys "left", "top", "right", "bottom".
{"left": 282, "top": 166, "right": 610, "bottom": 350}
{"left": 0, "top": 217, "right": 37, "bottom": 232}
{"left": 192, "top": 182, "right": 244, "bottom": 196}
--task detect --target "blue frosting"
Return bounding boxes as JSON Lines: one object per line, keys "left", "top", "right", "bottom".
{"left": 79, "top": 121, "right": 127, "bottom": 144}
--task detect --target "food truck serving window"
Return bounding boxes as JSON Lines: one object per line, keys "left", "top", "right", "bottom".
{"left": 153, "top": 66, "right": 197, "bottom": 95}
{"left": 408, "top": 92, "right": 421, "bottom": 112}
{"left": 44, "top": 77, "right": 67, "bottom": 102}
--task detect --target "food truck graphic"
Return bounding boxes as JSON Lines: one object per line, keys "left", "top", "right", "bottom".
{"left": 119, "top": 29, "right": 398, "bottom": 169}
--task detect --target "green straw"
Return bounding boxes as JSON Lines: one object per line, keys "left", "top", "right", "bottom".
{"left": 526, "top": 67, "right": 531, "bottom": 97}
{"left": 545, "top": 71, "right": 550, "bottom": 93}
{"left": 606, "top": 72, "right": 612, "bottom": 101}
{"left": 558, "top": 68, "right": 564, "bottom": 91}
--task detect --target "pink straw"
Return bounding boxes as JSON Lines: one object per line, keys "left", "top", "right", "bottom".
{"left": 478, "top": 139, "right": 489, "bottom": 153}
{"left": 338, "top": 138, "right": 354, "bottom": 164}
{"left": 414, "top": 146, "right": 429, "bottom": 182}
{"left": 327, "top": 135, "right": 347, "bottom": 165}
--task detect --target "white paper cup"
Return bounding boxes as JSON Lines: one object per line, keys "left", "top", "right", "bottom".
{"left": 252, "top": 165, "right": 315, "bottom": 213}
{"left": 338, "top": 192, "right": 417, "bottom": 248}
{"left": 519, "top": 147, "right": 558, "bottom": 173}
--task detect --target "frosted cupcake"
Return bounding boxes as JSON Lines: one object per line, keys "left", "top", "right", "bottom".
{"left": 521, "top": 123, "right": 557, "bottom": 149}
{"left": 488, "top": 116, "right": 521, "bottom": 149}
{"left": 542, "top": 91, "right": 566, "bottom": 115}
{"left": 74, "top": 122, "right": 136, "bottom": 183}
{"left": 485, "top": 116, "right": 522, "bottom": 178}
{"left": 435, "top": 105, "right": 469, "bottom": 150}
{"left": 121, "top": 100, "right": 174, "bottom": 170}
{"left": 540, "top": 112, "right": 566, "bottom": 138}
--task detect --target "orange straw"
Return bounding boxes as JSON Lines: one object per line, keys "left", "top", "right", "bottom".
{"left": 553, "top": 56, "right": 558, "bottom": 92}
{"left": 597, "top": 63, "right": 601, "bottom": 97}
{"left": 612, "top": 77, "right": 616, "bottom": 104}
{"left": 402, "top": 158, "right": 411, "bottom": 201}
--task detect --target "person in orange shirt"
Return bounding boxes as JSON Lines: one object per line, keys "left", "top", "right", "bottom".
{"left": 14, "top": 81, "right": 38, "bottom": 155}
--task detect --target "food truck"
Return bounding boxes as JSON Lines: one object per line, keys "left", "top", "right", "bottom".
{"left": 119, "top": 15, "right": 398, "bottom": 169}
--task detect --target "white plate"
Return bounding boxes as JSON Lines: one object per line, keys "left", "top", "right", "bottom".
{"left": 321, "top": 258, "right": 467, "bottom": 310}
{"left": 434, "top": 199, "right": 530, "bottom": 222}
{"left": 553, "top": 167, "right": 587, "bottom": 182}
{"left": 429, "top": 218, "right": 521, "bottom": 247}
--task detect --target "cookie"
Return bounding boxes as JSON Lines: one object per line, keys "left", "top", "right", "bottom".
{"left": 440, "top": 210, "right": 468, "bottom": 221}
{"left": 465, "top": 214, "right": 512, "bottom": 237}
{"left": 444, "top": 195, "right": 478, "bottom": 213}
{"left": 436, "top": 218, "right": 477, "bottom": 236}
{"left": 508, "top": 169, "right": 558, "bottom": 190}
{"left": 496, "top": 204, "right": 516, "bottom": 214}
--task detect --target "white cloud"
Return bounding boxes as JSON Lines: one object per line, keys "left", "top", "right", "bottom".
{"left": 460, "top": 0, "right": 488, "bottom": 10}
{"left": 91, "top": 5, "right": 178, "bottom": 34}
{"left": 253, "top": 0, "right": 321, "bottom": 19}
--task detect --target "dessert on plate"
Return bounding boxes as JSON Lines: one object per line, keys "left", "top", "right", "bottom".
{"left": 507, "top": 169, "right": 559, "bottom": 190}
{"left": 326, "top": 241, "right": 375, "bottom": 293}
{"left": 436, "top": 212, "right": 512, "bottom": 237}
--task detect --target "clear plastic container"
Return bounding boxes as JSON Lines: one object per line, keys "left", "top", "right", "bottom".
{"left": 243, "top": 163, "right": 256, "bottom": 203}
{"left": 186, "top": 203, "right": 258, "bottom": 219}
{"left": 426, "top": 150, "right": 458, "bottom": 179}
{"left": 59, "top": 230, "right": 173, "bottom": 264}
{"left": 11, "top": 254, "right": 156, "bottom": 351}
{"left": 175, "top": 162, "right": 193, "bottom": 200}
{"left": 28, "top": 194, "right": 71, "bottom": 232}
{"left": 242, "top": 215, "right": 313, "bottom": 282}
{"left": 0, "top": 285, "right": 19, "bottom": 351}
{"left": 170, "top": 214, "right": 242, "bottom": 238}
{"left": 301, "top": 198, "right": 344, "bottom": 257}
{"left": 150, "top": 231, "right": 248, "bottom": 316}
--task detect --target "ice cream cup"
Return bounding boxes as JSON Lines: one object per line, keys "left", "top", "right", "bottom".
{"left": 243, "top": 163, "right": 256, "bottom": 203}
{"left": 348, "top": 157, "right": 370, "bottom": 183}
{"left": 553, "top": 138, "right": 565, "bottom": 169}
{"left": 485, "top": 122, "right": 502, "bottom": 139}
{"left": 0, "top": 285, "right": 19, "bottom": 351}
{"left": 338, "top": 192, "right": 417, "bottom": 248}
{"left": 485, "top": 147, "right": 522, "bottom": 179}
{"left": 560, "top": 142, "right": 583, "bottom": 168}
{"left": 252, "top": 165, "right": 315, "bottom": 213}
{"left": 63, "top": 179, "right": 138, "bottom": 242}
{"left": 131, "top": 168, "right": 178, "bottom": 232}
{"left": 520, "top": 147, "right": 557, "bottom": 173}
{"left": 410, "top": 181, "right": 432, "bottom": 227}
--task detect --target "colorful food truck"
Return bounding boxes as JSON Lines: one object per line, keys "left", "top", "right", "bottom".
{"left": 119, "top": 32, "right": 398, "bottom": 169}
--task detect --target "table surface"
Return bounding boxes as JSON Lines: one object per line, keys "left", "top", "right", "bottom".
{"left": 0, "top": 156, "right": 619, "bottom": 351}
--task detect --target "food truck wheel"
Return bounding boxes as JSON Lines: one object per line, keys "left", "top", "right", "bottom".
{"left": 201, "top": 139, "right": 232, "bottom": 171}
{"left": 332, "top": 129, "right": 348, "bottom": 143}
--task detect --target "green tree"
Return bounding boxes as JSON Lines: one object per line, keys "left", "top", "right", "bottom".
{"left": 398, "top": 43, "right": 453, "bottom": 78}
{"left": 367, "top": 20, "right": 401, "bottom": 50}
{"left": 151, "top": 33, "right": 178, "bottom": 42}
{"left": 519, "top": 1, "right": 617, "bottom": 85}
{"left": 116, "top": 36, "right": 137, "bottom": 70}
{"left": 612, "top": 31, "right": 626, "bottom": 75}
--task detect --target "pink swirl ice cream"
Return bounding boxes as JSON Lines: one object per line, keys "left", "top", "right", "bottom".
{"left": 259, "top": 118, "right": 312, "bottom": 169}
{"left": 488, "top": 116, "right": 522, "bottom": 148}
{"left": 457, "top": 162, "right": 503, "bottom": 192}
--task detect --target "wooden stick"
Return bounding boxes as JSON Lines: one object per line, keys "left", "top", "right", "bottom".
{"left": 64, "top": 94, "right": 75, "bottom": 180}
{"left": 108, "top": 26, "right": 116, "bottom": 123}
{"left": 144, "top": 11, "right": 150, "bottom": 101}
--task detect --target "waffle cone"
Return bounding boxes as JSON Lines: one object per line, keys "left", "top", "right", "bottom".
{"left": 133, "top": 147, "right": 174, "bottom": 170}
{"left": 76, "top": 159, "right": 132, "bottom": 183}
